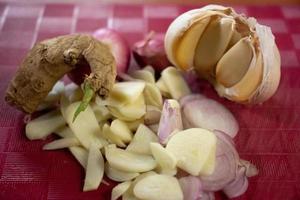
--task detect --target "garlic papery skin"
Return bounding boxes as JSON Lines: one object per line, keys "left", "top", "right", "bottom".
{"left": 165, "top": 4, "right": 281, "bottom": 104}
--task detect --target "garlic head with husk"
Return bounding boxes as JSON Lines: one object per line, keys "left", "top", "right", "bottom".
{"left": 165, "top": 4, "right": 281, "bottom": 104}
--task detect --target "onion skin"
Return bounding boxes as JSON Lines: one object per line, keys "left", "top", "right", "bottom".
{"left": 133, "top": 32, "right": 172, "bottom": 72}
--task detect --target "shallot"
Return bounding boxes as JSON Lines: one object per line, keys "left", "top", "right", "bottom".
{"left": 181, "top": 95, "right": 239, "bottom": 138}
{"left": 157, "top": 99, "right": 183, "bottom": 144}
{"left": 199, "top": 131, "right": 238, "bottom": 191}
{"left": 133, "top": 32, "right": 172, "bottom": 72}
{"left": 223, "top": 167, "right": 249, "bottom": 198}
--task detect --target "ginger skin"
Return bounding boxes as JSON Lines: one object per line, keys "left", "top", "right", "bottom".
{"left": 5, "top": 34, "right": 116, "bottom": 113}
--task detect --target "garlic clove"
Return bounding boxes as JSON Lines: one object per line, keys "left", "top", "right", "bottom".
{"left": 216, "top": 36, "right": 253, "bottom": 87}
{"left": 165, "top": 9, "right": 225, "bottom": 70}
{"left": 215, "top": 38, "right": 264, "bottom": 102}
{"left": 165, "top": 5, "right": 281, "bottom": 104}
{"left": 175, "top": 16, "right": 211, "bottom": 70}
{"left": 194, "top": 17, "right": 236, "bottom": 78}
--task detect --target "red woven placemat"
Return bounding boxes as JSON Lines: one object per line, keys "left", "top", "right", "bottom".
{"left": 0, "top": 3, "right": 299, "bottom": 200}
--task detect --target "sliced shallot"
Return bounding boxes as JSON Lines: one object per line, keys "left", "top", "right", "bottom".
{"left": 223, "top": 166, "right": 249, "bottom": 198}
{"left": 200, "top": 131, "right": 239, "bottom": 191}
{"left": 182, "top": 97, "right": 239, "bottom": 138}
{"left": 179, "top": 176, "right": 215, "bottom": 200}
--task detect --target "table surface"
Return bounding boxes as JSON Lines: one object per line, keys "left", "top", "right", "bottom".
{"left": 0, "top": 2, "right": 299, "bottom": 200}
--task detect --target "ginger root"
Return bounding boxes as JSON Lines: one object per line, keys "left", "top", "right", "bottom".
{"left": 5, "top": 34, "right": 116, "bottom": 114}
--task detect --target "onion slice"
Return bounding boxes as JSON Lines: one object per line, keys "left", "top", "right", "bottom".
{"left": 182, "top": 97, "right": 239, "bottom": 138}
{"left": 223, "top": 167, "right": 249, "bottom": 198}
{"left": 179, "top": 176, "right": 215, "bottom": 200}
{"left": 179, "top": 176, "right": 202, "bottom": 200}
{"left": 200, "top": 131, "right": 239, "bottom": 191}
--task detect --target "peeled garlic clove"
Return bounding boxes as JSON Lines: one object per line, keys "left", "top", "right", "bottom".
{"left": 216, "top": 37, "right": 254, "bottom": 87}
{"left": 194, "top": 16, "right": 235, "bottom": 78}
{"left": 165, "top": 5, "right": 281, "bottom": 104}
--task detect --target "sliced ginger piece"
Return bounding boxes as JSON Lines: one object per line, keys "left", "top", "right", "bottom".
{"left": 126, "top": 118, "right": 145, "bottom": 132}
{"left": 143, "top": 65, "right": 155, "bottom": 76}
{"left": 44, "top": 81, "right": 65, "bottom": 102}
{"left": 110, "top": 119, "right": 133, "bottom": 143}
{"left": 130, "top": 69, "right": 155, "bottom": 83}
{"left": 105, "top": 145, "right": 157, "bottom": 173}
{"left": 144, "top": 105, "right": 161, "bottom": 125}
{"left": 55, "top": 126, "right": 74, "bottom": 138}
{"left": 26, "top": 109, "right": 65, "bottom": 140}
{"left": 133, "top": 174, "right": 183, "bottom": 200}
{"left": 105, "top": 163, "right": 139, "bottom": 182}
{"left": 111, "top": 181, "right": 132, "bottom": 200}
{"left": 144, "top": 83, "right": 163, "bottom": 108}
{"left": 110, "top": 81, "right": 146, "bottom": 104}
{"left": 83, "top": 142, "right": 104, "bottom": 192}
{"left": 123, "top": 171, "right": 157, "bottom": 200}
{"left": 118, "top": 94, "right": 146, "bottom": 121}
{"left": 155, "top": 77, "right": 171, "bottom": 98}
{"left": 43, "top": 137, "right": 80, "bottom": 150}
{"left": 65, "top": 102, "right": 108, "bottom": 149}
{"left": 69, "top": 146, "right": 88, "bottom": 169}
{"left": 108, "top": 94, "right": 146, "bottom": 121}
{"left": 161, "top": 67, "right": 191, "bottom": 99}
{"left": 102, "top": 123, "right": 126, "bottom": 147}
{"left": 91, "top": 102, "right": 111, "bottom": 122}
{"left": 150, "top": 143, "right": 177, "bottom": 170}
{"left": 126, "top": 124, "right": 159, "bottom": 155}
{"left": 166, "top": 128, "right": 217, "bottom": 176}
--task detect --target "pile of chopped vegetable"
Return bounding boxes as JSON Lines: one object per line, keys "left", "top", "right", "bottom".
{"left": 23, "top": 66, "right": 257, "bottom": 200}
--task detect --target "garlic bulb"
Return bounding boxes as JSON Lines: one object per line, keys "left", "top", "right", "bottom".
{"left": 165, "top": 4, "right": 281, "bottom": 104}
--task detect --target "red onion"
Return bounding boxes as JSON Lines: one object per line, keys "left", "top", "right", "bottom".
{"left": 201, "top": 192, "right": 215, "bottom": 200}
{"left": 93, "top": 28, "right": 130, "bottom": 75}
{"left": 223, "top": 167, "right": 249, "bottom": 198}
{"left": 179, "top": 176, "right": 215, "bottom": 200}
{"left": 179, "top": 176, "right": 203, "bottom": 200}
{"left": 68, "top": 28, "right": 130, "bottom": 85}
{"left": 199, "top": 131, "right": 239, "bottom": 191}
{"left": 133, "top": 32, "right": 172, "bottom": 72}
